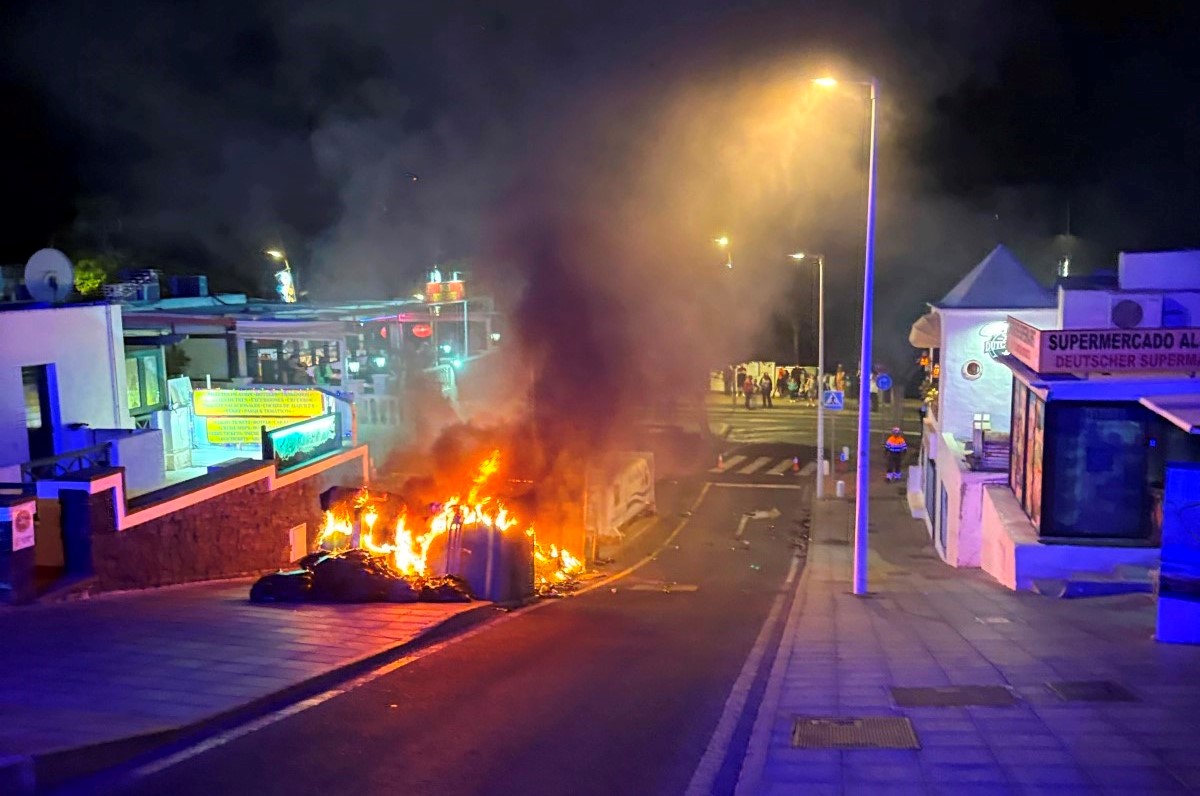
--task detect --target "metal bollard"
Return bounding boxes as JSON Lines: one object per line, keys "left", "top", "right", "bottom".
{"left": 836, "top": 480, "right": 846, "bottom": 498}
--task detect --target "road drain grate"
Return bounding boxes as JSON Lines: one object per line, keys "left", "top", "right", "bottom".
{"left": 791, "top": 716, "right": 920, "bottom": 749}
{"left": 891, "top": 685, "right": 1017, "bottom": 707}
{"left": 1047, "top": 680, "right": 1137, "bottom": 702}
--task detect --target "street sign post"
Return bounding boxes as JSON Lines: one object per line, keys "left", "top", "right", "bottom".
{"left": 823, "top": 390, "right": 845, "bottom": 411}
{"left": 875, "top": 373, "right": 892, "bottom": 392}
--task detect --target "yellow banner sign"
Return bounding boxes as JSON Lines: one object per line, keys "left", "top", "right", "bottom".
{"left": 194, "top": 389, "right": 324, "bottom": 419}
{"left": 205, "top": 416, "right": 297, "bottom": 446}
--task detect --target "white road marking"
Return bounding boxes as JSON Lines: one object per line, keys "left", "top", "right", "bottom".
{"left": 784, "top": 553, "right": 800, "bottom": 585}
{"left": 734, "top": 553, "right": 811, "bottom": 796}
{"left": 685, "top": 556, "right": 796, "bottom": 796}
{"left": 765, "top": 459, "right": 792, "bottom": 476}
{"left": 738, "top": 456, "right": 772, "bottom": 474}
{"left": 711, "top": 483, "right": 806, "bottom": 490}
{"left": 799, "top": 461, "right": 816, "bottom": 476}
{"left": 629, "top": 583, "right": 699, "bottom": 592}
{"left": 736, "top": 508, "right": 780, "bottom": 538}
{"left": 709, "top": 454, "right": 746, "bottom": 473}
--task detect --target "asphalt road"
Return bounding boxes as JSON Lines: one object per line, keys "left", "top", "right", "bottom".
{"left": 93, "top": 441, "right": 812, "bottom": 796}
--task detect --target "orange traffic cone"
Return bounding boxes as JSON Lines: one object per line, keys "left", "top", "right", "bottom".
{"left": 792, "top": 457, "right": 800, "bottom": 473}
{"left": 717, "top": 453, "right": 724, "bottom": 469}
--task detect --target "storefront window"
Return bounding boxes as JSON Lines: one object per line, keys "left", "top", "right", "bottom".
{"left": 127, "top": 364, "right": 143, "bottom": 411}
{"left": 1043, "top": 402, "right": 1152, "bottom": 540}
{"left": 124, "top": 349, "right": 166, "bottom": 416}
{"left": 1010, "top": 383, "right": 1028, "bottom": 506}
{"left": 143, "top": 356, "right": 162, "bottom": 407}
{"left": 1027, "top": 396, "right": 1044, "bottom": 528}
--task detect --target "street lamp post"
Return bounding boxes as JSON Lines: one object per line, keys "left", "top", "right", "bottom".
{"left": 814, "top": 76, "right": 879, "bottom": 596}
{"left": 264, "top": 249, "right": 297, "bottom": 304}
{"left": 789, "top": 252, "right": 825, "bottom": 499}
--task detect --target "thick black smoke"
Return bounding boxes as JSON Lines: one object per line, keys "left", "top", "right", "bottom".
{"left": 3, "top": 0, "right": 1199, "bottom": 389}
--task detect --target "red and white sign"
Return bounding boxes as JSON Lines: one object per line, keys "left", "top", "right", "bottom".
{"left": 1006, "top": 317, "right": 1042, "bottom": 370}
{"left": 411, "top": 323, "right": 433, "bottom": 339}
{"left": 1007, "top": 316, "right": 1200, "bottom": 374}
{"left": 12, "top": 508, "right": 34, "bottom": 551}
{"left": 425, "top": 280, "right": 466, "bottom": 304}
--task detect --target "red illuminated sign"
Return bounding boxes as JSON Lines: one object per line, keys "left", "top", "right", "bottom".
{"left": 425, "top": 280, "right": 466, "bottom": 303}
{"left": 411, "top": 323, "right": 434, "bottom": 339}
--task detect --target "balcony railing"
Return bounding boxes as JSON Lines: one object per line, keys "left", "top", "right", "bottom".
{"left": 20, "top": 442, "right": 113, "bottom": 483}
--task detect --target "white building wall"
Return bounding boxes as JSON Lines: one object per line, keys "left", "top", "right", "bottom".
{"left": 179, "top": 337, "right": 231, "bottom": 380}
{"left": 1119, "top": 250, "right": 1200, "bottom": 291}
{"left": 937, "top": 308, "right": 1057, "bottom": 440}
{"left": 0, "top": 304, "right": 131, "bottom": 469}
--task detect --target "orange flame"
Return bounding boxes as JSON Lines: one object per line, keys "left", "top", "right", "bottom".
{"left": 315, "top": 450, "right": 584, "bottom": 585}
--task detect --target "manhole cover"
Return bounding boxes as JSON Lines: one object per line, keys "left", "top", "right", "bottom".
{"left": 1047, "top": 680, "right": 1137, "bottom": 702}
{"left": 791, "top": 716, "right": 920, "bottom": 749}
{"left": 891, "top": 686, "right": 1017, "bottom": 707}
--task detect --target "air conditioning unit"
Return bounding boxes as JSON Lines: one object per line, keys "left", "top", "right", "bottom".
{"left": 103, "top": 282, "right": 160, "bottom": 303}
{"left": 1110, "top": 294, "right": 1163, "bottom": 329}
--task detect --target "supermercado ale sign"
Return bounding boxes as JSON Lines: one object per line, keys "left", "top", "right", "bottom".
{"left": 1007, "top": 316, "right": 1200, "bottom": 373}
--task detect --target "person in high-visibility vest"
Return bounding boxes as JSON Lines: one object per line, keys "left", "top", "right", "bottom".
{"left": 884, "top": 427, "right": 907, "bottom": 482}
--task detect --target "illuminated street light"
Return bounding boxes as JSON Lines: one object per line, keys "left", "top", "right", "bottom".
{"left": 412, "top": 292, "right": 424, "bottom": 301}
{"left": 789, "top": 252, "right": 826, "bottom": 498}
{"left": 714, "top": 236, "right": 733, "bottom": 269}
{"left": 263, "top": 248, "right": 297, "bottom": 303}
{"left": 813, "top": 74, "right": 880, "bottom": 596}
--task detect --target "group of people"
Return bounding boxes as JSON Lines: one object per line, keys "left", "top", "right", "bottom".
{"left": 723, "top": 363, "right": 850, "bottom": 410}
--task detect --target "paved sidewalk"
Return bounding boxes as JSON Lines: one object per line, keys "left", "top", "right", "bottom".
{"left": 736, "top": 475, "right": 1200, "bottom": 795}
{"left": 0, "top": 581, "right": 483, "bottom": 758}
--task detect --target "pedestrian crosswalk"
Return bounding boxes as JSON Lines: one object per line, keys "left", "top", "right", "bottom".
{"left": 765, "top": 459, "right": 794, "bottom": 476}
{"left": 709, "top": 456, "right": 818, "bottom": 476}
{"left": 739, "top": 456, "right": 771, "bottom": 474}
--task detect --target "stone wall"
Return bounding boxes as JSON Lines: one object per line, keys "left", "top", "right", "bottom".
{"left": 91, "top": 457, "right": 365, "bottom": 591}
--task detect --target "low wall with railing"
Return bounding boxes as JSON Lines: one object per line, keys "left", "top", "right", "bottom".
{"left": 28, "top": 428, "right": 166, "bottom": 495}
{"left": 22, "top": 445, "right": 369, "bottom": 595}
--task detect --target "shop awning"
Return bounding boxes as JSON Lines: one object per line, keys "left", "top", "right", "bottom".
{"left": 233, "top": 320, "right": 353, "bottom": 341}
{"left": 908, "top": 310, "right": 940, "bottom": 348}
{"left": 1140, "top": 395, "right": 1200, "bottom": 434}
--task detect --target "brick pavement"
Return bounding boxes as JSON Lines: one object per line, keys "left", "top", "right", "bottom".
{"left": 0, "top": 581, "right": 481, "bottom": 758}
{"left": 736, "top": 474, "right": 1200, "bottom": 795}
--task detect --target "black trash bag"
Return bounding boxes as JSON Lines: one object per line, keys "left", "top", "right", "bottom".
{"left": 310, "top": 554, "right": 390, "bottom": 602}
{"left": 385, "top": 577, "right": 421, "bottom": 603}
{"left": 340, "top": 548, "right": 374, "bottom": 565}
{"left": 320, "top": 486, "right": 362, "bottom": 512}
{"left": 250, "top": 570, "right": 313, "bottom": 603}
{"left": 419, "top": 574, "right": 474, "bottom": 603}
{"left": 296, "top": 552, "right": 331, "bottom": 570}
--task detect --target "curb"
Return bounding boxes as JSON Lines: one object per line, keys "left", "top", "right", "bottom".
{"left": 34, "top": 479, "right": 716, "bottom": 794}
{"left": 732, "top": 498, "right": 821, "bottom": 796}
{"left": 34, "top": 602, "right": 503, "bottom": 794}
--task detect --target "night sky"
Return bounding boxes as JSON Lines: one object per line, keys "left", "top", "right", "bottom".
{"left": 2, "top": 0, "right": 1199, "bottom": 377}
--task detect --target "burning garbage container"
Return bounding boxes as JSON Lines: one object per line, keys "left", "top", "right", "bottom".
{"left": 458, "top": 524, "right": 535, "bottom": 603}
{"left": 291, "top": 451, "right": 583, "bottom": 604}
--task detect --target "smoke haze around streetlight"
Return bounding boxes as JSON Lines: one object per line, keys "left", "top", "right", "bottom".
{"left": 5, "top": 0, "right": 1198, "bottom": 458}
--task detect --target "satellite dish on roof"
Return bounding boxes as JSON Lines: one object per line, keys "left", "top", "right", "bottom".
{"left": 24, "top": 248, "right": 75, "bottom": 303}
